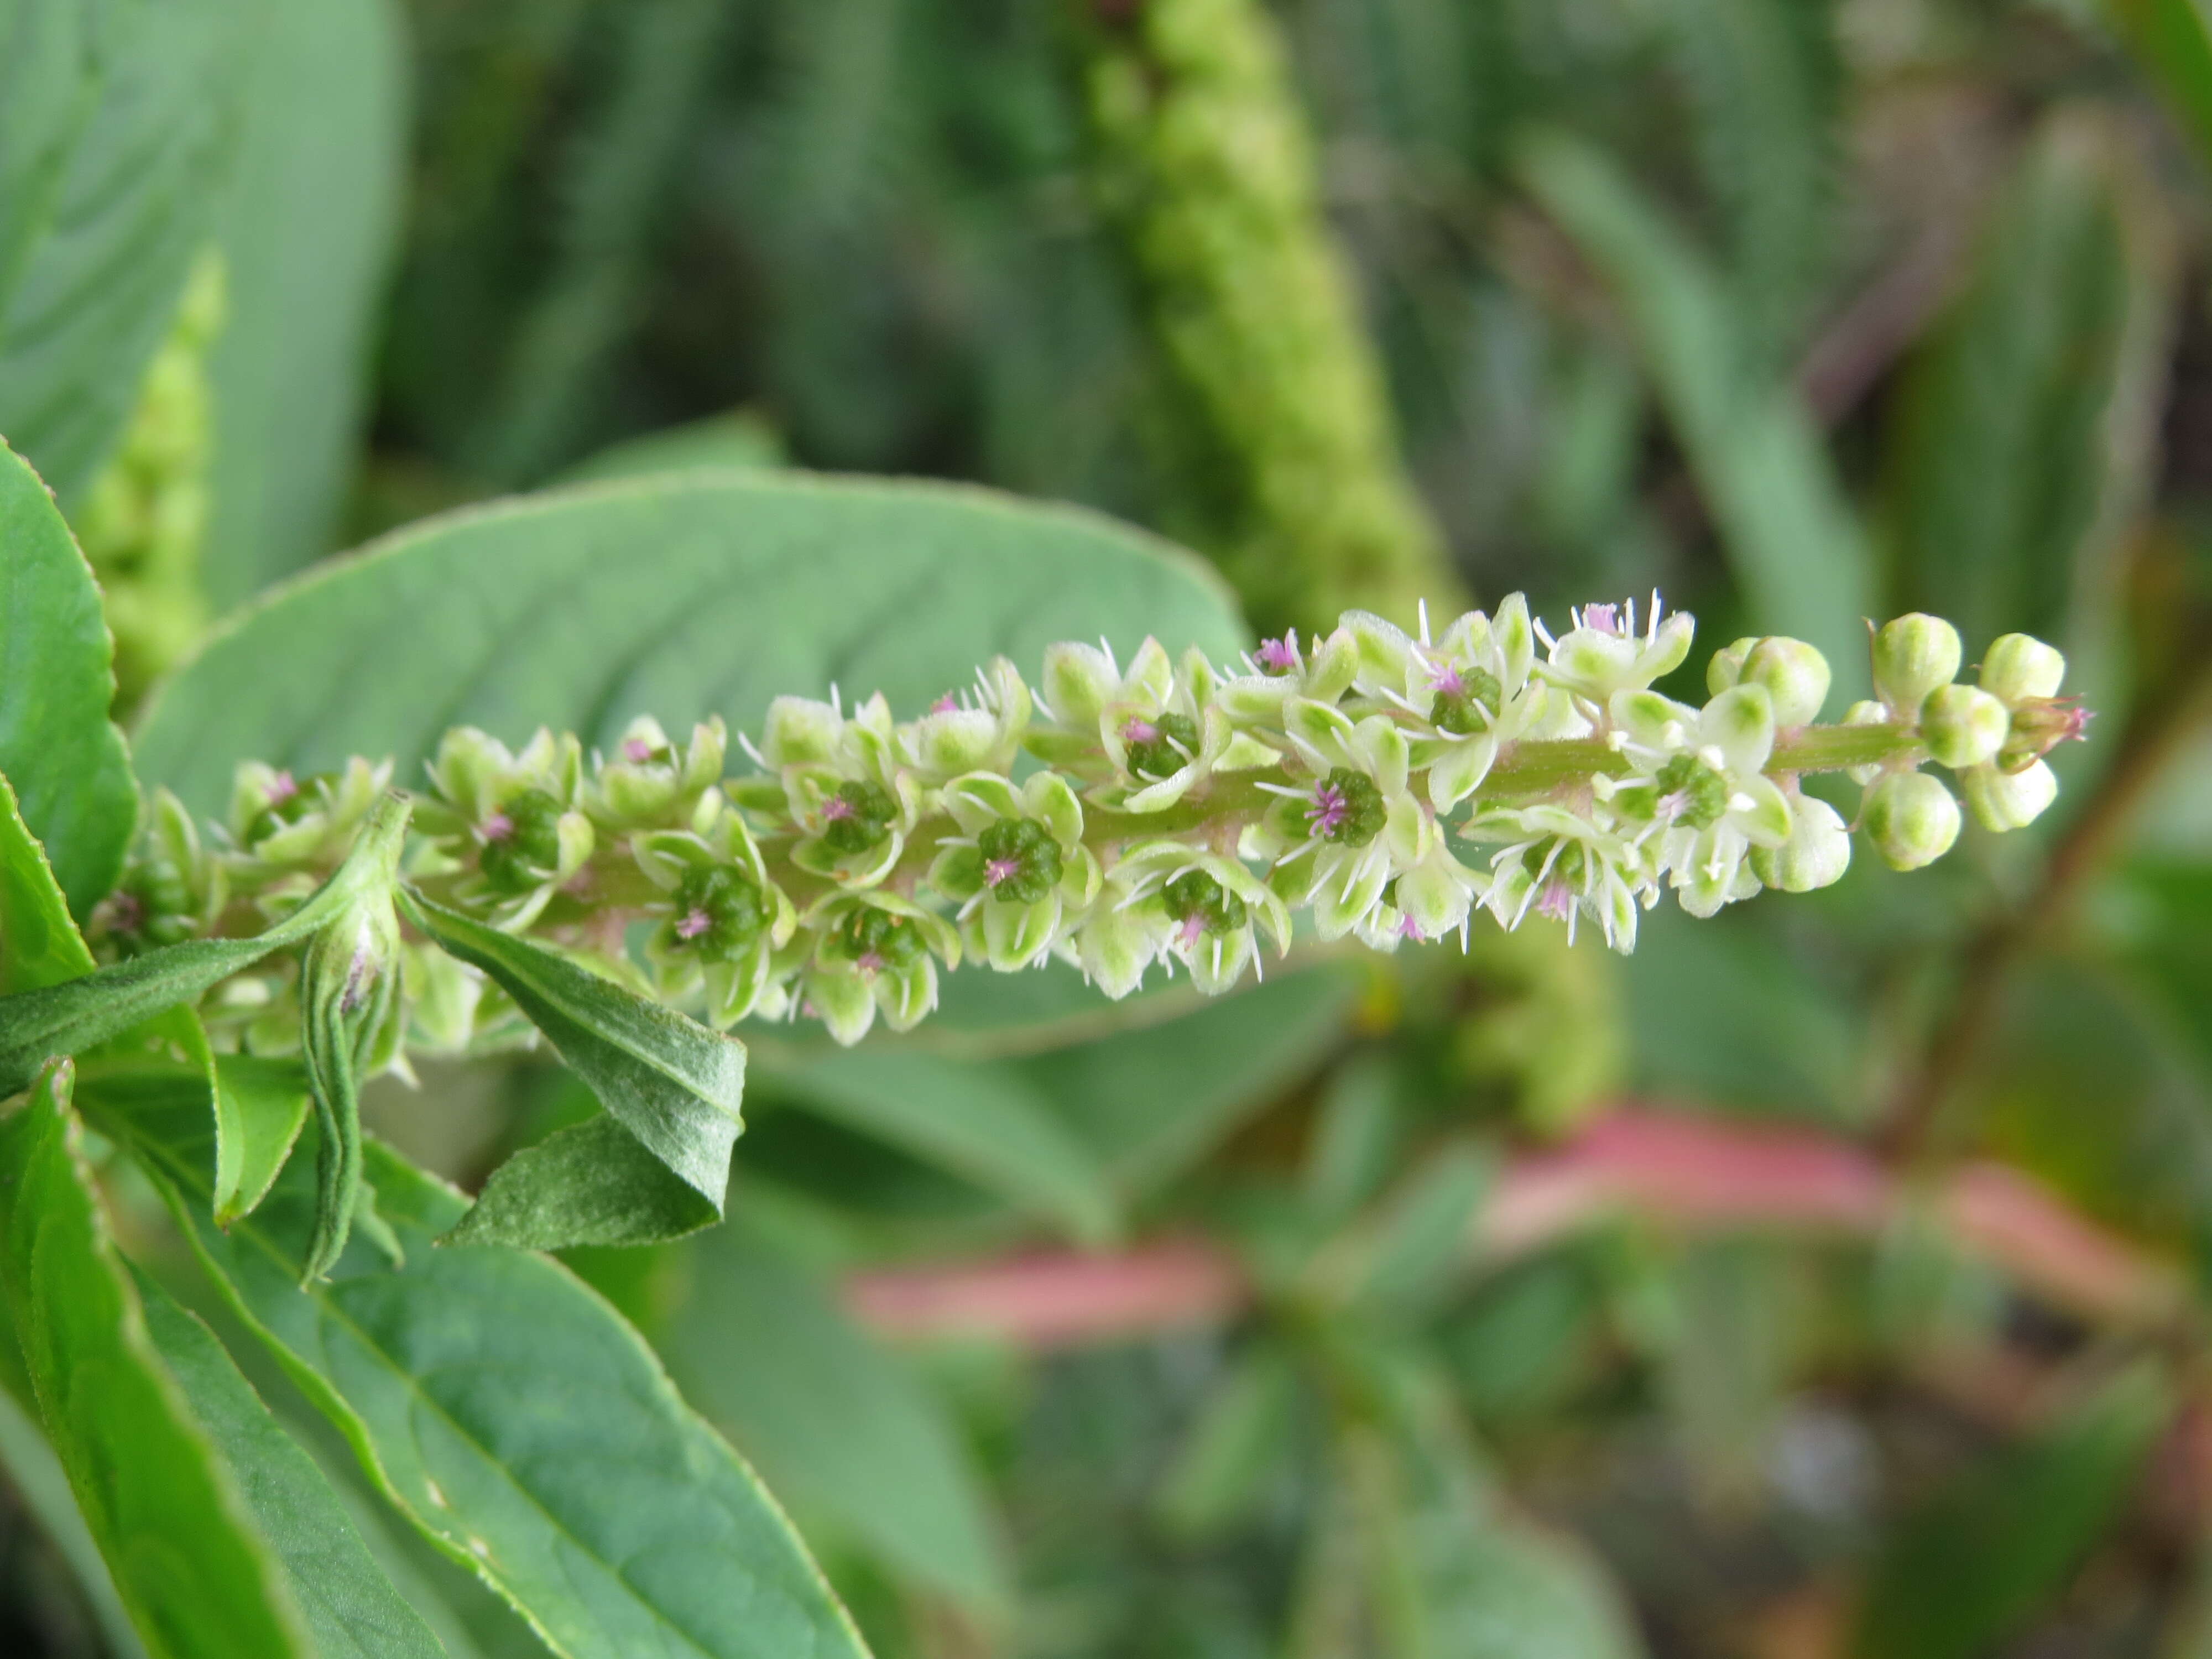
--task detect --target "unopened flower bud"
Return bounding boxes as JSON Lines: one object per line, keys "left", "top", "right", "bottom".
{"left": 1961, "top": 758, "right": 2058, "bottom": 832}
{"left": 1863, "top": 771, "right": 1961, "bottom": 870}
{"left": 1738, "top": 638, "right": 1831, "bottom": 727}
{"left": 1871, "top": 614, "right": 1962, "bottom": 718}
{"left": 1919, "top": 684, "right": 2009, "bottom": 770}
{"left": 1979, "top": 634, "right": 2066, "bottom": 705}
{"left": 1750, "top": 795, "right": 1851, "bottom": 891}
{"left": 1706, "top": 638, "right": 1756, "bottom": 695}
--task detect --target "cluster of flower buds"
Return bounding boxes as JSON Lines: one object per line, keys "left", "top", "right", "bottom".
{"left": 95, "top": 597, "right": 2085, "bottom": 1055}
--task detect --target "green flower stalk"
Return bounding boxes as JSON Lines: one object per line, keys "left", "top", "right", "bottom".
{"left": 96, "top": 596, "right": 2086, "bottom": 1058}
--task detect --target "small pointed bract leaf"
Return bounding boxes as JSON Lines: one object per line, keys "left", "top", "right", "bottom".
{"left": 133, "top": 1272, "right": 447, "bottom": 1659}
{"left": 401, "top": 890, "right": 744, "bottom": 1208}
{"left": 446, "top": 1115, "right": 720, "bottom": 1250}
{"left": 94, "top": 1082, "right": 872, "bottom": 1659}
{"left": 0, "top": 1060, "right": 314, "bottom": 1659}
{"left": 0, "top": 792, "right": 413, "bottom": 1098}
{"left": 0, "top": 443, "right": 138, "bottom": 918}
{"left": 212, "top": 1056, "right": 313, "bottom": 1227}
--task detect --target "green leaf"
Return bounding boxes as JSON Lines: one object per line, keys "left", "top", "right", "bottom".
{"left": 768, "top": 1046, "right": 1117, "bottom": 1246}
{"left": 557, "top": 413, "right": 786, "bottom": 487}
{"left": 1517, "top": 129, "right": 1871, "bottom": 687}
{"left": 659, "top": 1217, "right": 1009, "bottom": 1615}
{"left": 0, "top": 0, "right": 254, "bottom": 505}
{"left": 212, "top": 1055, "right": 313, "bottom": 1227}
{"left": 0, "top": 766, "right": 98, "bottom": 993}
{"left": 93, "top": 1083, "right": 874, "bottom": 1659}
{"left": 0, "top": 1381, "right": 150, "bottom": 1659}
{"left": 1015, "top": 966, "right": 1360, "bottom": 1198}
{"left": 1153, "top": 1342, "right": 1302, "bottom": 1541}
{"left": 1881, "top": 118, "right": 2140, "bottom": 649}
{"left": 447, "top": 1113, "right": 719, "bottom": 1250}
{"left": 1850, "top": 1364, "right": 2168, "bottom": 1659}
{"left": 1338, "top": 1144, "right": 1491, "bottom": 1319}
{"left": 0, "top": 441, "right": 138, "bottom": 917}
{"left": 401, "top": 890, "right": 744, "bottom": 1233}
{"left": 204, "top": 0, "right": 409, "bottom": 608}
{"left": 134, "top": 1272, "right": 447, "bottom": 1659}
{"left": 0, "top": 1060, "right": 312, "bottom": 1659}
{"left": 133, "top": 472, "right": 1247, "bottom": 818}
{"left": 0, "top": 791, "right": 410, "bottom": 1098}
{"left": 2110, "top": 0, "right": 2212, "bottom": 171}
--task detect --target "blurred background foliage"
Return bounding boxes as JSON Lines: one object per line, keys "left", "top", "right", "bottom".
{"left": 16, "top": 0, "right": 2212, "bottom": 1654}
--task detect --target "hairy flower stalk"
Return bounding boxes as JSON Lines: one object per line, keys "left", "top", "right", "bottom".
{"left": 97, "top": 600, "right": 2083, "bottom": 1056}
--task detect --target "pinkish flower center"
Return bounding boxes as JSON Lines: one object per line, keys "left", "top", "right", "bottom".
{"left": 1255, "top": 634, "right": 1300, "bottom": 674}
{"left": 675, "top": 907, "right": 713, "bottom": 940}
{"left": 1399, "top": 912, "right": 1425, "bottom": 940}
{"left": 984, "top": 855, "right": 1024, "bottom": 888}
{"left": 1121, "top": 717, "right": 1161, "bottom": 746}
{"left": 1535, "top": 879, "right": 1576, "bottom": 922}
{"left": 480, "top": 811, "right": 514, "bottom": 843}
{"left": 930, "top": 693, "right": 961, "bottom": 714}
{"left": 1307, "top": 784, "right": 1349, "bottom": 837}
{"left": 821, "top": 794, "right": 856, "bottom": 821}
{"left": 856, "top": 950, "right": 886, "bottom": 974}
{"left": 622, "top": 737, "right": 654, "bottom": 763}
{"left": 1426, "top": 661, "right": 1467, "bottom": 696}
{"left": 1581, "top": 603, "right": 1621, "bottom": 635}
{"left": 265, "top": 770, "right": 298, "bottom": 805}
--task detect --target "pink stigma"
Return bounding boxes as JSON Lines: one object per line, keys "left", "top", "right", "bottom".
{"left": 821, "top": 794, "right": 856, "bottom": 821}
{"left": 1657, "top": 789, "right": 1692, "bottom": 823}
{"left": 266, "top": 770, "right": 298, "bottom": 804}
{"left": 1255, "top": 633, "right": 1301, "bottom": 673}
{"left": 984, "top": 856, "right": 1023, "bottom": 888}
{"left": 1176, "top": 914, "right": 1206, "bottom": 949}
{"left": 623, "top": 738, "right": 654, "bottom": 762}
{"left": 1399, "top": 913, "right": 1425, "bottom": 941}
{"left": 1582, "top": 604, "right": 1621, "bottom": 635}
{"left": 1307, "top": 784, "right": 1349, "bottom": 837}
{"left": 1535, "top": 880, "right": 1576, "bottom": 922}
{"left": 480, "top": 812, "right": 514, "bottom": 843}
{"left": 930, "top": 693, "right": 961, "bottom": 714}
{"left": 675, "top": 908, "right": 713, "bottom": 941}
{"left": 1121, "top": 717, "right": 1161, "bottom": 745}
{"left": 856, "top": 950, "right": 886, "bottom": 974}
{"left": 1426, "top": 661, "right": 1467, "bottom": 695}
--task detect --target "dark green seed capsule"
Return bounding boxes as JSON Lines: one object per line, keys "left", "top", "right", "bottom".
{"left": 977, "top": 817, "right": 1063, "bottom": 905}
{"left": 479, "top": 789, "right": 567, "bottom": 893}
{"left": 1123, "top": 711, "right": 1201, "bottom": 780}
{"left": 1430, "top": 667, "right": 1502, "bottom": 735}
{"left": 1163, "top": 869, "right": 1248, "bottom": 935}
{"left": 830, "top": 905, "right": 927, "bottom": 970}
{"left": 820, "top": 779, "right": 898, "bottom": 855}
{"left": 1312, "top": 767, "right": 1387, "bottom": 847}
{"left": 668, "top": 864, "right": 770, "bottom": 961}
{"left": 1652, "top": 754, "right": 1730, "bottom": 831}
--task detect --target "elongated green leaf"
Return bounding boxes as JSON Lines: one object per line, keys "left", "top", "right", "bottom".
{"left": 0, "top": 791, "right": 409, "bottom": 1097}
{"left": 205, "top": 0, "right": 408, "bottom": 607}
{"left": 448, "top": 1113, "right": 719, "bottom": 1249}
{"left": 1850, "top": 1365, "right": 2167, "bottom": 1659}
{"left": 135, "top": 1272, "right": 446, "bottom": 1659}
{"left": 0, "top": 1382, "right": 149, "bottom": 1659}
{"left": 1154, "top": 1343, "right": 1301, "bottom": 1541}
{"left": 0, "top": 1060, "right": 312, "bottom": 1659}
{"left": 403, "top": 890, "right": 743, "bottom": 1222}
{"left": 1016, "top": 966, "right": 1360, "bottom": 1197}
{"left": 0, "top": 441, "right": 137, "bottom": 917}
{"left": 213, "top": 1055, "right": 312, "bottom": 1225}
{"left": 1517, "top": 130, "right": 1870, "bottom": 687}
{"left": 1881, "top": 121, "right": 2136, "bottom": 649}
{"left": 660, "top": 1217, "right": 1008, "bottom": 1614}
{"left": 2110, "top": 0, "right": 2212, "bottom": 170}
{"left": 769, "top": 1047, "right": 1116, "bottom": 1245}
{"left": 133, "top": 472, "right": 1246, "bottom": 820}
{"left": 0, "top": 767, "right": 96, "bottom": 993}
{"left": 0, "top": 0, "right": 254, "bottom": 505}
{"left": 95, "top": 1082, "right": 872, "bottom": 1659}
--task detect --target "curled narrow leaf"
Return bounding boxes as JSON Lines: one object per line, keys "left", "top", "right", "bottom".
{"left": 445, "top": 1114, "right": 721, "bottom": 1250}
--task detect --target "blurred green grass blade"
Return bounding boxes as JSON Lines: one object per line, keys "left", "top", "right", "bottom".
{"left": 1153, "top": 1342, "right": 1302, "bottom": 1542}
{"left": 133, "top": 1271, "right": 446, "bottom": 1658}
{"left": 97, "top": 1083, "right": 875, "bottom": 1659}
{"left": 0, "top": 1383, "right": 151, "bottom": 1659}
{"left": 0, "top": 441, "right": 139, "bottom": 919}
{"left": 1881, "top": 115, "right": 2164, "bottom": 654}
{"left": 659, "top": 1217, "right": 1010, "bottom": 1616}
{"left": 0, "top": 0, "right": 255, "bottom": 505}
{"left": 1850, "top": 1364, "right": 2168, "bottom": 1659}
{"left": 1517, "top": 129, "right": 1871, "bottom": 686}
{"left": 0, "top": 1061, "right": 314, "bottom": 1659}
{"left": 2110, "top": 0, "right": 2212, "bottom": 167}
{"left": 769, "top": 1047, "right": 1118, "bottom": 1246}
{"left": 205, "top": 0, "right": 409, "bottom": 608}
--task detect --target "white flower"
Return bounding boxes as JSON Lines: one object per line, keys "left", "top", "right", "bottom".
{"left": 1536, "top": 592, "right": 1694, "bottom": 707}
{"left": 1605, "top": 684, "right": 1792, "bottom": 917}
{"left": 1467, "top": 803, "right": 1653, "bottom": 953}
{"left": 928, "top": 772, "right": 1100, "bottom": 971}
{"left": 1250, "top": 700, "right": 1415, "bottom": 940}
{"left": 1081, "top": 841, "right": 1289, "bottom": 997}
